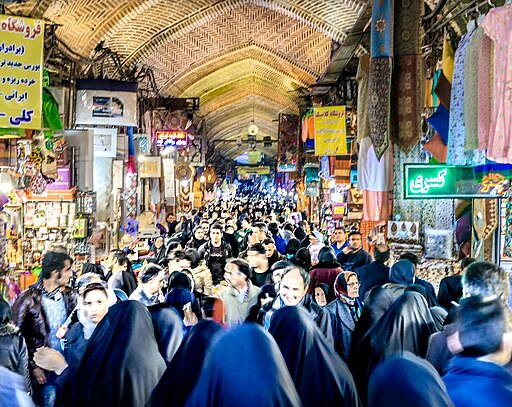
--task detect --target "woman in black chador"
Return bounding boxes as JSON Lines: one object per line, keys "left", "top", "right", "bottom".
{"left": 74, "top": 301, "right": 165, "bottom": 407}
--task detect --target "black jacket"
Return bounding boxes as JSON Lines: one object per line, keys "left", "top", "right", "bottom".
{"left": 337, "top": 249, "right": 372, "bottom": 271}
{"left": 0, "top": 323, "right": 30, "bottom": 393}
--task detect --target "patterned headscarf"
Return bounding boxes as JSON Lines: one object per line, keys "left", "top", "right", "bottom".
{"left": 334, "top": 272, "right": 362, "bottom": 322}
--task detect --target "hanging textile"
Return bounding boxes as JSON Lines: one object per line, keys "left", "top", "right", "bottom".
{"left": 482, "top": 5, "right": 512, "bottom": 162}
{"left": 369, "top": 0, "right": 394, "bottom": 159}
{"left": 446, "top": 31, "right": 486, "bottom": 166}
{"left": 356, "top": 54, "right": 370, "bottom": 142}
{"left": 277, "top": 114, "right": 300, "bottom": 172}
{"left": 362, "top": 190, "right": 392, "bottom": 221}
{"left": 357, "top": 137, "right": 393, "bottom": 192}
{"left": 442, "top": 37, "right": 455, "bottom": 84}
{"left": 478, "top": 33, "right": 492, "bottom": 151}
{"left": 329, "top": 156, "right": 351, "bottom": 184}
{"left": 392, "top": 0, "right": 423, "bottom": 153}
{"left": 464, "top": 27, "right": 485, "bottom": 150}
{"left": 368, "top": 58, "right": 392, "bottom": 159}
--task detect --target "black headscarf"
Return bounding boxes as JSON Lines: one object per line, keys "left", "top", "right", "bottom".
{"left": 368, "top": 353, "right": 454, "bottom": 407}
{"left": 351, "top": 292, "right": 438, "bottom": 404}
{"left": 184, "top": 323, "right": 301, "bottom": 407}
{"left": 269, "top": 306, "right": 361, "bottom": 407}
{"left": 147, "top": 303, "right": 185, "bottom": 364}
{"left": 165, "top": 288, "right": 195, "bottom": 319}
{"left": 0, "top": 297, "right": 10, "bottom": 326}
{"left": 148, "top": 320, "right": 226, "bottom": 407}
{"left": 74, "top": 301, "right": 166, "bottom": 407}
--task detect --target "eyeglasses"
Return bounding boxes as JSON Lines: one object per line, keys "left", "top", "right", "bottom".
{"left": 347, "top": 282, "right": 361, "bottom": 288}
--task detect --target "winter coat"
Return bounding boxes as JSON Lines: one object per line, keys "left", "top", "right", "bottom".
{"left": 11, "top": 285, "right": 76, "bottom": 371}
{"left": 0, "top": 323, "right": 31, "bottom": 393}
{"left": 326, "top": 299, "right": 362, "bottom": 362}
{"left": 309, "top": 262, "right": 343, "bottom": 302}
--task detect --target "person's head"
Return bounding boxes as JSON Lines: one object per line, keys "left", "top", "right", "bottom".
{"left": 201, "top": 296, "right": 226, "bottom": 324}
{"left": 209, "top": 223, "right": 224, "bottom": 246}
{"left": 399, "top": 252, "right": 419, "bottom": 271}
{"left": 314, "top": 283, "right": 331, "bottom": 307}
{"left": 139, "top": 263, "right": 164, "bottom": 295}
{"left": 185, "top": 248, "right": 201, "bottom": 269}
{"left": 285, "top": 238, "right": 300, "bottom": 258}
{"left": 389, "top": 259, "right": 416, "bottom": 285}
{"left": 279, "top": 266, "right": 310, "bottom": 306}
{"left": 82, "top": 282, "right": 109, "bottom": 324}
{"left": 290, "top": 248, "right": 312, "bottom": 271}
{"left": 268, "top": 222, "right": 279, "bottom": 236}
{"left": 168, "top": 250, "right": 193, "bottom": 273}
{"left": 270, "top": 260, "right": 292, "bottom": 285}
{"left": 76, "top": 273, "right": 103, "bottom": 294}
{"left": 191, "top": 226, "right": 204, "bottom": 242}
{"left": 224, "top": 258, "right": 252, "bottom": 289}
{"left": 461, "top": 257, "right": 476, "bottom": 271}
{"left": 252, "top": 222, "right": 268, "bottom": 242}
{"left": 317, "top": 246, "right": 338, "bottom": 265}
{"left": 41, "top": 251, "right": 73, "bottom": 286}
{"left": 154, "top": 237, "right": 164, "bottom": 249}
{"left": 241, "top": 217, "right": 250, "bottom": 230}
{"left": 334, "top": 226, "right": 346, "bottom": 243}
{"left": 457, "top": 295, "right": 512, "bottom": 364}
{"left": 334, "top": 271, "right": 360, "bottom": 300}
{"left": 258, "top": 284, "right": 276, "bottom": 307}
{"left": 110, "top": 250, "right": 130, "bottom": 273}
{"left": 374, "top": 244, "right": 390, "bottom": 264}
{"left": 263, "top": 238, "right": 276, "bottom": 258}
{"left": 247, "top": 243, "right": 269, "bottom": 270}
{"left": 166, "top": 213, "right": 176, "bottom": 223}
{"left": 308, "top": 230, "right": 323, "bottom": 246}
{"left": 225, "top": 225, "right": 235, "bottom": 235}
{"left": 200, "top": 221, "right": 210, "bottom": 234}
{"left": 348, "top": 231, "right": 363, "bottom": 251}
{"left": 462, "top": 261, "right": 510, "bottom": 303}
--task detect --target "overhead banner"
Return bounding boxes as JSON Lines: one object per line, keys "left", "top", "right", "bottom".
{"left": 0, "top": 15, "right": 44, "bottom": 129}
{"left": 314, "top": 106, "right": 347, "bottom": 156}
{"left": 248, "top": 151, "right": 262, "bottom": 165}
{"left": 237, "top": 166, "right": 270, "bottom": 175}
{"left": 75, "top": 79, "right": 137, "bottom": 127}
{"left": 277, "top": 113, "right": 299, "bottom": 172}
{"left": 404, "top": 164, "right": 512, "bottom": 199}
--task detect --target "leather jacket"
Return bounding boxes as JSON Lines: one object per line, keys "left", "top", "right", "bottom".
{"left": 0, "top": 323, "right": 31, "bottom": 392}
{"left": 11, "top": 285, "right": 77, "bottom": 371}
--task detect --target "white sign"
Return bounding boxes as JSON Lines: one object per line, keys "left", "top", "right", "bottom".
{"left": 93, "top": 127, "right": 117, "bottom": 157}
{"left": 163, "top": 158, "right": 175, "bottom": 201}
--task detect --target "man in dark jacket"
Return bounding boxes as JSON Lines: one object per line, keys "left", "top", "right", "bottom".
{"left": 337, "top": 231, "right": 372, "bottom": 271}
{"left": 257, "top": 265, "right": 333, "bottom": 345}
{"left": 355, "top": 244, "right": 390, "bottom": 301}
{"left": 12, "top": 251, "right": 77, "bottom": 406}
{"left": 198, "top": 223, "right": 232, "bottom": 285}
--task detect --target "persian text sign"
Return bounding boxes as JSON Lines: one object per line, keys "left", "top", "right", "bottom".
{"left": 0, "top": 15, "right": 44, "bottom": 129}
{"left": 156, "top": 130, "right": 187, "bottom": 148}
{"left": 404, "top": 164, "right": 512, "bottom": 199}
{"left": 314, "top": 106, "right": 347, "bottom": 156}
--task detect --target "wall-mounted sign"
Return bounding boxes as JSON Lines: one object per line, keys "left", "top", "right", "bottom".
{"left": 156, "top": 130, "right": 187, "bottom": 148}
{"left": 314, "top": 106, "right": 347, "bottom": 156}
{"left": 404, "top": 164, "right": 512, "bottom": 199}
{"left": 0, "top": 14, "right": 44, "bottom": 129}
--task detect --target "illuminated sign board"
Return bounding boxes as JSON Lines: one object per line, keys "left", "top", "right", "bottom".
{"left": 156, "top": 130, "right": 187, "bottom": 148}
{"left": 404, "top": 164, "right": 512, "bottom": 199}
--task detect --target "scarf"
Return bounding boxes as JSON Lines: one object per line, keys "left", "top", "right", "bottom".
{"left": 39, "top": 281, "right": 62, "bottom": 301}
{"left": 334, "top": 272, "right": 362, "bottom": 322}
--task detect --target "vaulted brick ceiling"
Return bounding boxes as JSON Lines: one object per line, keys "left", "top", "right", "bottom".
{"left": 10, "top": 0, "right": 368, "bottom": 158}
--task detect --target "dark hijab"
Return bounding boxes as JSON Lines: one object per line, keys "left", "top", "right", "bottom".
{"left": 269, "top": 306, "right": 361, "bottom": 407}
{"left": 165, "top": 288, "right": 195, "bottom": 319}
{"left": 74, "top": 301, "right": 166, "bottom": 407}
{"left": 147, "top": 303, "right": 185, "bottom": 364}
{"left": 352, "top": 292, "right": 438, "bottom": 404}
{"left": 184, "top": 324, "right": 301, "bottom": 407}
{"left": 368, "top": 353, "right": 454, "bottom": 407}
{"left": 0, "top": 297, "right": 10, "bottom": 325}
{"left": 148, "top": 320, "right": 225, "bottom": 407}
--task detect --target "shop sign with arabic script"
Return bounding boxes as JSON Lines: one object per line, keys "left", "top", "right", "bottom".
{"left": 404, "top": 164, "right": 512, "bottom": 199}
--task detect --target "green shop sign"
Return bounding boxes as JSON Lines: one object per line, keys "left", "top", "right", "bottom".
{"left": 404, "top": 164, "right": 512, "bottom": 199}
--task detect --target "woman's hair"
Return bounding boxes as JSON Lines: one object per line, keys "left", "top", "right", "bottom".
{"left": 82, "top": 282, "right": 108, "bottom": 300}
{"left": 317, "top": 246, "right": 338, "bottom": 265}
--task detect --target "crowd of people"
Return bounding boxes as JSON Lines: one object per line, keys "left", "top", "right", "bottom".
{"left": 1, "top": 196, "right": 512, "bottom": 406}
